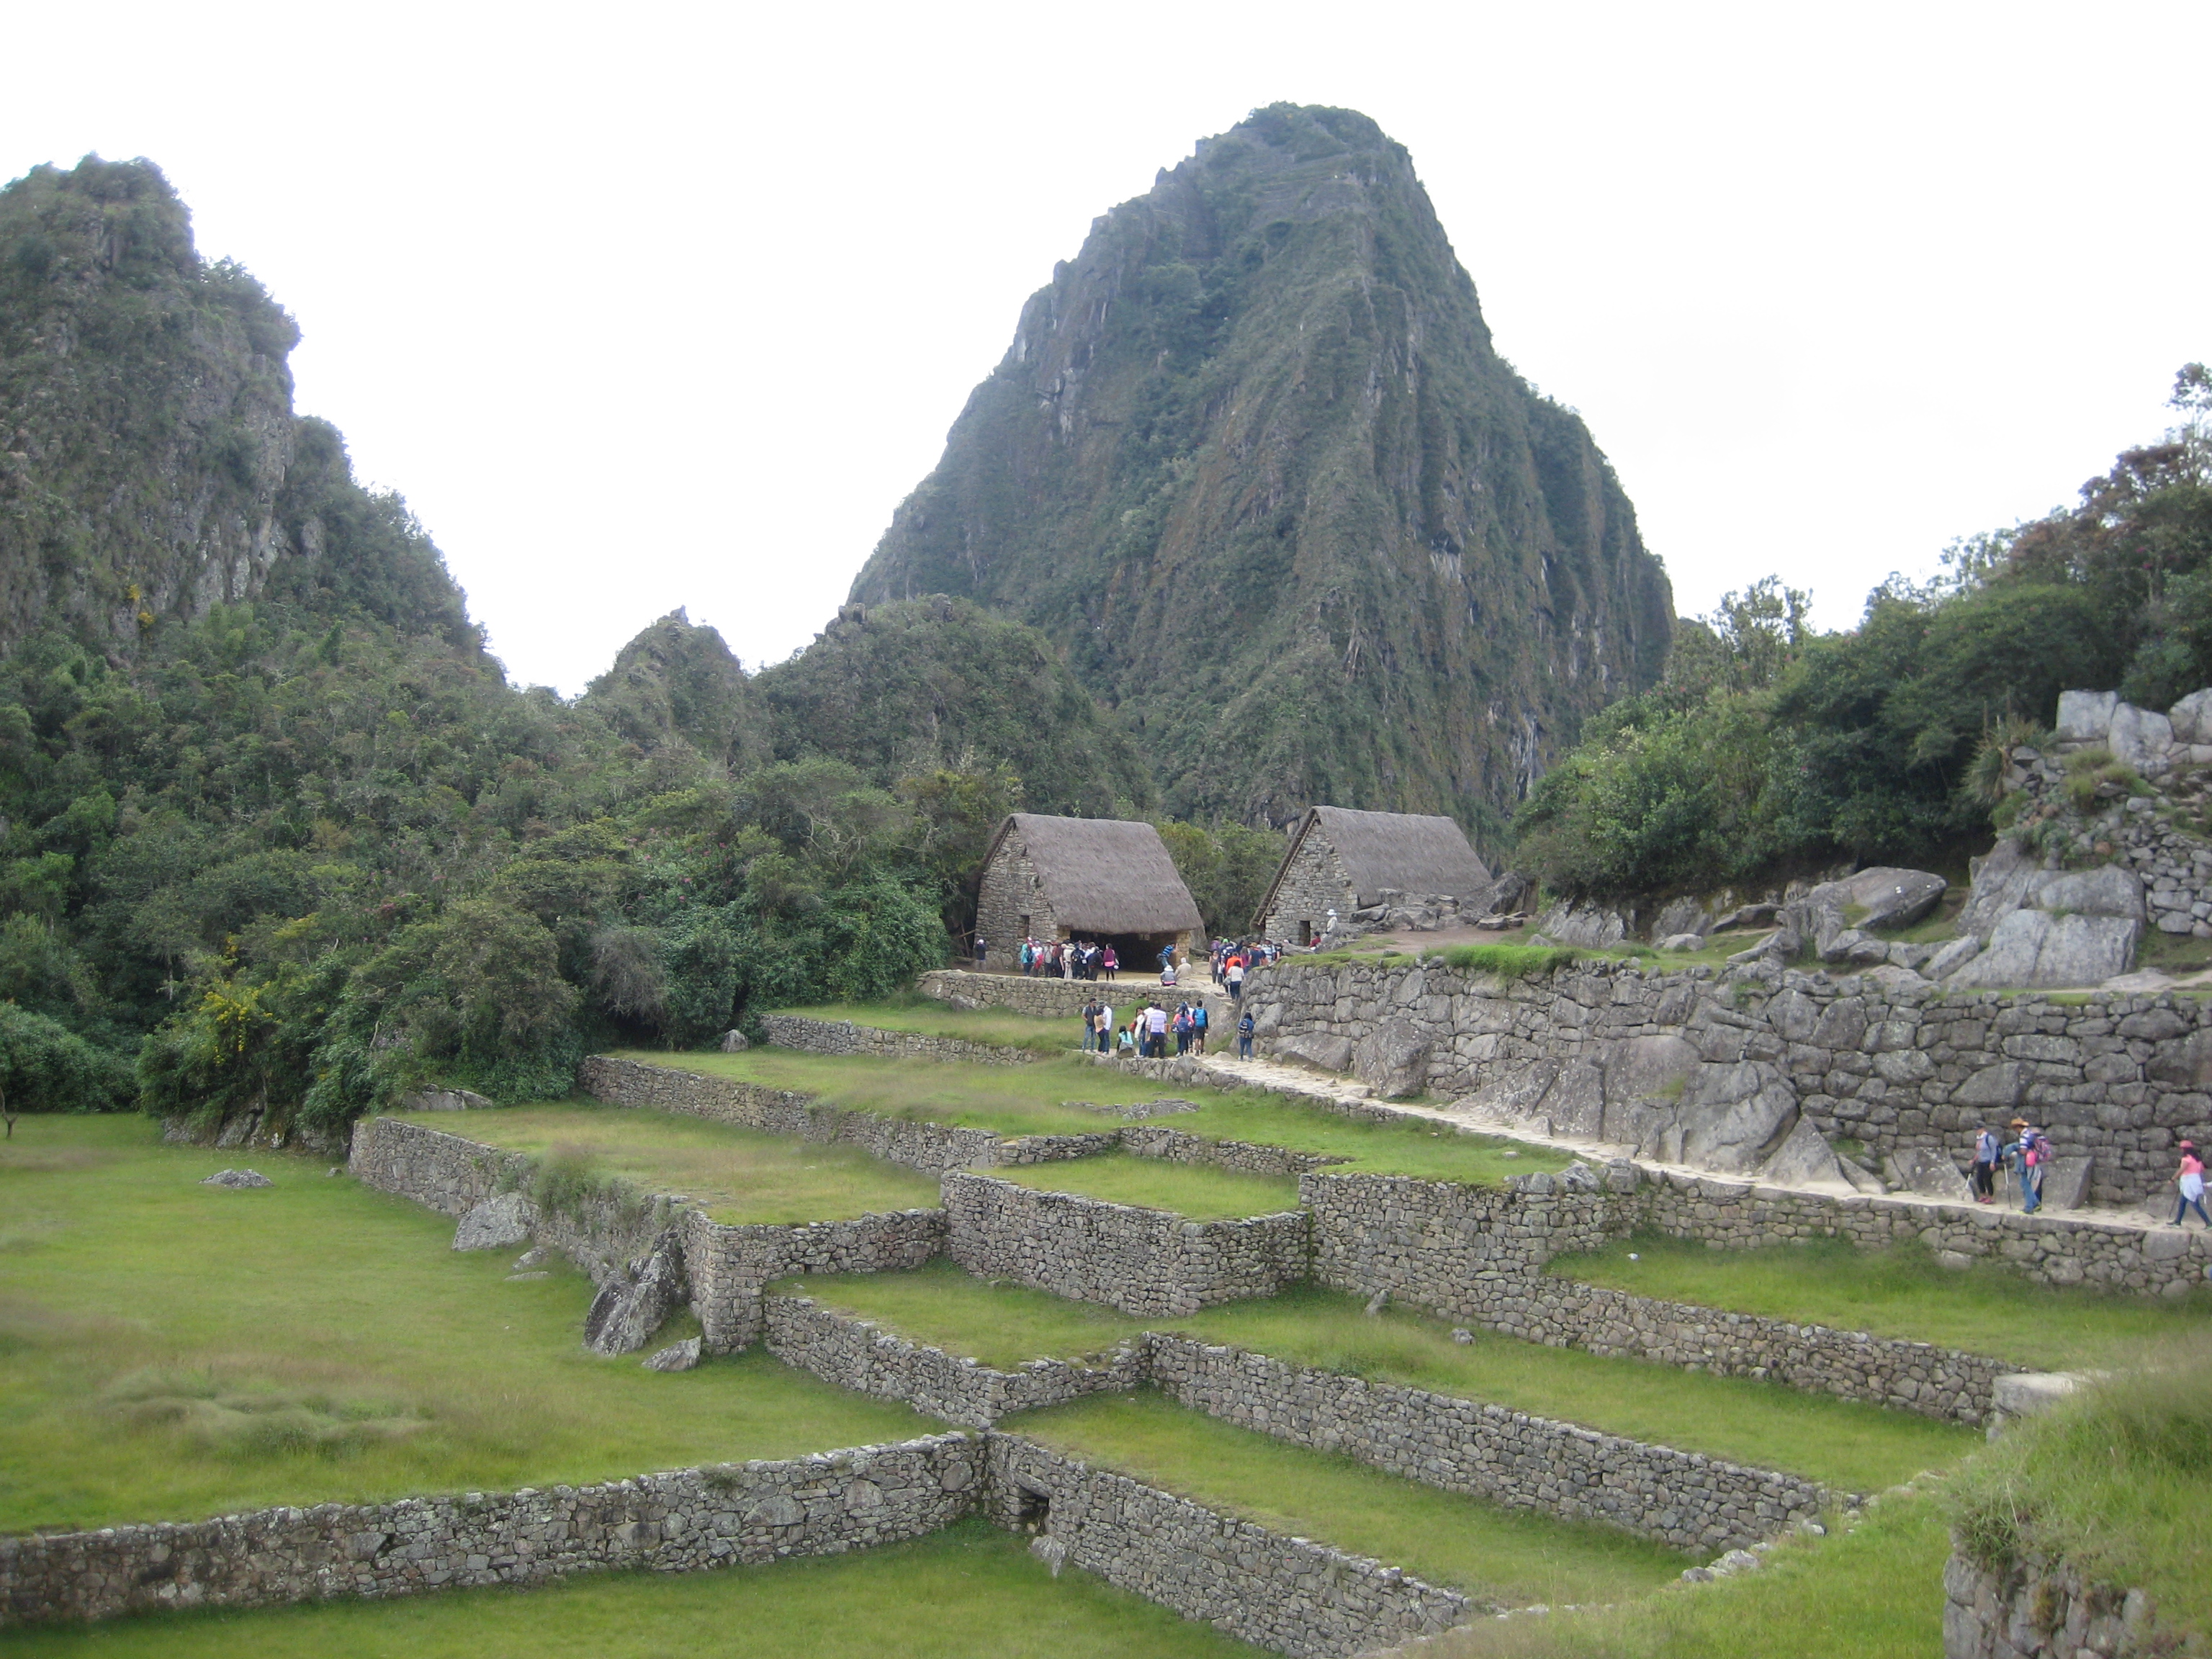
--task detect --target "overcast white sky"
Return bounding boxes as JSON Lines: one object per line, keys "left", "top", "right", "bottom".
{"left": 5, "top": 1, "right": 2206, "bottom": 692}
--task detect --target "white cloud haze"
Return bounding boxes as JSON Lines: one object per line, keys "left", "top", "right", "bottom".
{"left": 4, "top": 0, "right": 2206, "bottom": 691}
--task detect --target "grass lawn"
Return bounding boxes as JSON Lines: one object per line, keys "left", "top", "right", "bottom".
{"left": 626, "top": 1048, "right": 1569, "bottom": 1184}
{"left": 1549, "top": 1233, "right": 2212, "bottom": 1370}
{"left": 0, "top": 1517, "right": 1258, "bottom": 1658}
{"left": 0, "top": 1115, "right": 929, "bottom": 1533}
{"left": 776, "top": 1267, "right": 1974, "bottom": 1493}
{"left": 1011, "top": 1392, "right": 1693, "bottom": 1607}
{"left": 771, "top": 994, "right": 1080, "bottom": 1054}
{"left": 993, "top": 1154, "right": 1300, "bottom": 1220}
{"left": 1424, "top": 1487, "right": 1952, "bottom": 1659}
{"left": 429, "top": 1100, "right": 942, "bottom": 1223}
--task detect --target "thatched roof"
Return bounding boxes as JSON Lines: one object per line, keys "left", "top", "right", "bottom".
{"left": 986, "top": 814, "right": 1204, "bottom": 935}
{"left": 1256, "top": 806, "right": 1493, "bottom": 923}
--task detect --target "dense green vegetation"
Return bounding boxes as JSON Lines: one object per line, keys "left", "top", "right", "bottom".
{"left": 631, "top": 1048, "right": 1568, "bottom": 1182}
{"left": 0, "top": 1519, "right": 1256, "bottom": 1659}
{"left": 430, "top": 1101, "right": 943, "bottom": 1225}
{"left": 1518, "top": 369, "right": 2211, "bottom": 895}
{"left": 780, "top": 1267, "right": 1974, "bottom": 1492}
{"left": 0, "top": 1115, "right": 926, "bottom": 1531}
{"left": 849, "top": 102, "right": 1673, "bottom": 833}
{"left": 1551, "top": 1234, "right": 2212, "bottom": 1368}
{"left": 1012, "top": 1391, "right": 1693, "bottom": 1605}
{"left": 1953, "top": 1334, "right": 2211, "bottom": 1638}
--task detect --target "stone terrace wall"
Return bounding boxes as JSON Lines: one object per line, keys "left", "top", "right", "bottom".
{"left": 0, "top": 1436, "right": 980, "bottom": 1628}
{"left": 1943, "top": 1550, "right": 2160, "bottom": 1659}
{"left": 943, "top": 1172, "right": 1309, "bottom": 1316}
{"left": 1148, "top": 1336, "right": 1827, "bottom": 1547}
{"left": 759, "top": 1014, "right": 1043, "bottom": 1067}
{"left": 349, "top": 1116, "right": 670, "bottom": 1284}
{"left": 1120, "top": 1123, "right": 1344, "bottom": 1177}
{"left": 764, "top": 1295, "right": 1143, "bottom": 1427}
{"left": 1246, "top": 957, "right": 2212, "bottom": 1206}
{"left": 1641, "top": 1168, "right": 2212, "bottom": 1298}
{"left": 919, "top": 968, "right": 1120, "bottom": 1018}
{"left": 683, "top": 1208, "right": 946, "bottom": 1353}
{"left": 1300, "top": 1171, "right": 1635, "bottom": 1303}
{"left": 983, "top": 1436, "right": 1467, "bottom": 1658}
{"left": 1473, "top": 1278, "right": 2013, "bottom": 1425}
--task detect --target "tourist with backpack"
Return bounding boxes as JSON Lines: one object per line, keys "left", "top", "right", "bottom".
{"left": 1226, "top": 954, "right": 1246, "bottom": 999}
{"left": 1970, "top": 1125, "right": 2000, "bottom": 1204}
{"left": 2175, "top": 1141, "right": 2209, "bottom": 1228}
{"left": 1237, "top": 1008, "right": 1256, "bottom": 1058}
{"left": 1145, "top": 1002, "right": 1169, "bottom": 1058}
{"left": 1192, "top": 1002, "right": 1208, "bottom": 1055}
{"left": 1173, "top": 1004, "right": 1192, "bottom": 1056}
{"left": 2005, "top": 1118, "right": 2047, "bottom": 1213}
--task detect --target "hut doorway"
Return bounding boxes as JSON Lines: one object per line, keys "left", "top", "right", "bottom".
{"left": 1082, "top": 930, "right": 1182, "bottom": 978}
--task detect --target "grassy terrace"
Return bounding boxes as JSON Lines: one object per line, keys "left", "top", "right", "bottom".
{"left": 0, "top": 1519, "right": 1254, "bottom": 1659}
{"left": 775, "top": 1267, "right": 1975, "bottom": 1493}
{"left": 773, "top": 994, "right": 1079, "bottom": 1054}
{"left": 618, "top": 1048, "right": 1570, "bottom": 1185}
{"left": 0, "top": 1116, "right": 927, "bottom": 1533}
{"left": 1551, "top": 1234, "right": 2212, "bottom": 1370}
{"left": 1012, "top": 1391, "right": 1692, "bottom": 1607}
{"left": 424, "top": 1101, "right": 943, "bottom": 1224}
{"left": 992, "top": 1154, "right": 1300, "bottom": 1220}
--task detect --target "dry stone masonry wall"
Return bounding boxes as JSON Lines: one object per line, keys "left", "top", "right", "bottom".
{"left": 759, "top": 1014, "right": 1041, "bottom": 1067}
{"left": 983, "top": 1435, "right": 1468, "bottom": 1658}
{"left": 1944, "top": 1549, "right": 2162, "bottom": 1659}
{"left": 1246, "top": 956, "right": 2212, "bottom": 1207}
{"left": 917, "top": 968, "right": 1117, "bottom": 1018}
{"left": 763, "top": 1295, "right": 1144, "bottom": 1428}
{"left": 0, "top": 1436, "right": 981, "bottom": 1628}
{"left": 943, "top": 1172, "right": 1309, "bottom": 1316}
{"left": 683, "top": 1208, "right": 946, "bottom": 1352}
{"left": 1146, "top": 1335, "right": 1827, "bottom": 1547}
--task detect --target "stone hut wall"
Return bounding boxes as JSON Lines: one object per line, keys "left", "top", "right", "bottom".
{"left": 1246, "top": 957, "right": 2212, "bottom": 1207}
{"left": 1146, "top": 1335, "right": 1827, "bottom": 1548}
{"left": 942, "top": 1172, "right": 1309, "bottom": 1316}
{"left": 0, "top": 1436, "right": 981, "bottom": 1628}
{"left": 758, "top": 1014, "right": 1043, "bottom": 1067}
{"left": 1943, "top": 1550, "right": 2161, "bottom": 1658}
{"left": 981, "top": 1436, "right": 1468, "bottom": 1658}
{"left": 1262, "top": 834, "right": 1354, "bottom": 943}
{"left": 763, "top": 1295, "right": 1144, "bottom": 1428}
{"left": 976, "top": 836, "right": 1058, "bottom": 951}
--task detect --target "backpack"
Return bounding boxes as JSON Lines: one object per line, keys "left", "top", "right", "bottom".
{"left": 1238, "top": 1014, "right": 1255, "bottom": 1035}
{"left": 2022, "top": 1130, "right": 2046, "bottom": 1166}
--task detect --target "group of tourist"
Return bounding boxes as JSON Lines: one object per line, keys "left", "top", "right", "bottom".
{"left": 1079, "top": 999, "right": 1213, "bottom": 1058}
{"left": 1965, "top": 1119, "right": 2208, "bottom": 1227}
{"left": 1205, "top": 938, "right": 1284, "bottom": 999}
{"left": 976, "top": 936, "right": 1121, "bottom": 981}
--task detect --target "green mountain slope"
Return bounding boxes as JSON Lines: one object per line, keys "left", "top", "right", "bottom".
{"left": 849, "top": 103, "right": 1673, "bottom": 837}
{"left": 0, "top": 156, "right": 472, "bottom": 655}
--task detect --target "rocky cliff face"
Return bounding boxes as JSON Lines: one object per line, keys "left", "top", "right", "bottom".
{"left": 850, "top": 104, "right": 1673, "bottom": 836}
{"left": 0, "top": 156, "right": 471, "bottom": 656}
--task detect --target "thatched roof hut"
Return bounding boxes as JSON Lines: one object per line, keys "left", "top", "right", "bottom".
{"left": 1254, "top": 806, "right": 1491, "bottom": 940}
{"left": 976, "top": 814, "right": 1203, "bottom": 952}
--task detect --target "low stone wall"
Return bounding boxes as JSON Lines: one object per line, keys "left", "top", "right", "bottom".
{"left": 1120, "top": 1123, "right": 1344, "bottom": 1177}
{"left": 943, "top": 1172, "right": 1309, "bottom": 1316}
{"left": 1475, "top": 1278, "right": 2013, "bottom": 1425}
{"left": 763, "top": 1295, "right": 1143, "bottom": 1427}
{"left": 349, "top": 1116, "right": 672, "bottom": 1284}
{"left": 1640, "top": 1167, "right": 2212, "bottom": 1299}
{"left": 758, "top": 1014, "right": 1045, "bottom": 1067}
{"left": 1301, "top": 1170, "right": 1635, "bottom": 1300}
{"left": 918, "top": 968, "right": 1125, "bottom": 1018}
{"left": 983, "top": 1435, "right": 1468, "bottom": 1658}
{"left": 1147, "top": 1336, "right": 1826, "bottom": 1548}
{"left": 1245, "top": 956, "right": 2212, "bottom": 1207}
{"left": 1943, "top": 1550, "right": 2160, "bottom": 1658}
{"left": 686, "top": 1209, "right": 946, "bottom": 1352}
{"left": 0, "top": 1436, "right": 980, "bottom": 1628}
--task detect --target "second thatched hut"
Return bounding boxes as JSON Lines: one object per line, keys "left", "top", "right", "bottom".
{"left": 976, "top": 814, "right": 1204, "bottom": 966}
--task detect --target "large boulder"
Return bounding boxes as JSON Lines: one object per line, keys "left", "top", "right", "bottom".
{"left": 1277, "top": 1033, "right": 1356, "bottom": 1073}
{"left": 583, "top": 1238, "right": 688, "bottom": 1357}
{"left": 1818, "top": 928, "right": 1892, "bottom": 968}
{"left": 1533, "top": 902, "right": 1628, "bottom": 948}
{"left": 1647, "top": 897, "right": 1710, "bottom": 941}
{"left": 1352, "top": 1020, "right": 1430, "bottom": 1100}
{"left": 1758, "top": 1117, "right": 1850, "bottom": 1190}
{"left": 1945, "top": 910, "right": 2143, "bottom": 989}
{"left": 1807, "top": 867, "right": 1948, "bottom": 931}
{"left": 1887, "top": 1147, "right": 1971, "bottom": 1202}
{"left": 1956, "top": 841, "right": 2145, "bottom": 945}
{"left": 403, "top": 1088, "right": 495, "bottom": 1112}
{"left": 201, "top": 1168, "right": 271, "bottom": 1188}
{"left": 1534, "top": 1059, "right": 1606, "bottom": 1137}
{"left": 2106, "top": 702, "right": 2174, "bottom": 773}
{"left": 1673, "top": 1061, "right": 1799, "bottom": 1174}
{"left": 2167, "top": 688, "right": 2212, "bottom": 745}
{"left": 2054, "top": 688, "right": 2118, "bottom": 745}
{"left": 454, "top": 1191, "right": 538, "bottom": 1251}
